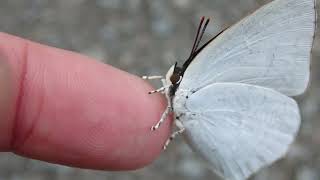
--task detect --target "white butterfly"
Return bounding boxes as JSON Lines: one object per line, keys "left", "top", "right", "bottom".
{"left": 143, "top": 0, "right": 316, "bottom": 179}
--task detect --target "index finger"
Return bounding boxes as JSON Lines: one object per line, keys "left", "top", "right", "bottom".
{"left": 0, "top": 33, "right": 171, "bottom": 170}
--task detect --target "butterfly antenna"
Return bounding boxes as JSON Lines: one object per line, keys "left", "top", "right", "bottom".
{"left": 193, "top": 17, "right": 210, "bottom": 55}
{"left": 183, "top": 17, "right": 211, "bottom": 72}
{"left": 189, "top": 16, "right": 205, "bottom": 57}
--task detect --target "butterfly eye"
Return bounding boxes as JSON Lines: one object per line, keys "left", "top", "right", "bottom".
{"left": 170, "top": 73, "right": 181, "bottom": 84}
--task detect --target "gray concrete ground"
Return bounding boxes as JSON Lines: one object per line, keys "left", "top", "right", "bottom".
{"left": 0, "top": 0, "right": 319, "bottom": 179}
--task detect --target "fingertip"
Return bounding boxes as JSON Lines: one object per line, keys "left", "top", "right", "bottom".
{"left": 0, "top": 32, "right": 172, "bottom": 170}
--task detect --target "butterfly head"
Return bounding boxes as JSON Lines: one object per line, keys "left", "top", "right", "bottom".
{"left": 166, "top": 62, "right": 182, "bottom": 86}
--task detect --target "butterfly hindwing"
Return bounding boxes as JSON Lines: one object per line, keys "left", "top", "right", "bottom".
{"left": 174, "top": 83, "right": 300, "bottom": 180}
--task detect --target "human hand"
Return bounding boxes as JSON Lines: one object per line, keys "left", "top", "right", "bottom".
{"left": 0, "top": 33, "right": 171, "bottom": 170}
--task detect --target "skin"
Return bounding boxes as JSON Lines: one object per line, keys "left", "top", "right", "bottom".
{"left": 0, "top": 32, "right": 172, "bottom": 170}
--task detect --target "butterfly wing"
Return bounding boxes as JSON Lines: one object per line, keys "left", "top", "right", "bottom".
{"left": 179, "top": 0, "right": 315, "bottom": 96}
{"left": 174, "top": 83, "right": 300, "bottom": 180}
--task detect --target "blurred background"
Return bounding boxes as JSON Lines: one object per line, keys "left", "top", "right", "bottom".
{"left": 0, "top": 0, "right": 319, "bottom": 179}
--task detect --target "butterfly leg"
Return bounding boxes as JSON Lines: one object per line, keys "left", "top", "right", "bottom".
{"left": 148, "top": 85, "right": 170, "bottom": 94}
{"left": 142, "top": 75, "right": 163, "bottom": 80}
{"left": 143, "top": 76, "right": 167, "bottom": 94}
{"left": 151, "top": 105, "right": 172, "bottom": 130}
{"left": 151, "top": 86, "right": 173, "bottom": 130}
{"left": 163, "top": 120, "right": 185, "bottom": 150}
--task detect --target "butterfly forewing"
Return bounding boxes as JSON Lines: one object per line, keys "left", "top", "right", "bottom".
{"left": 178, "top": 0, "right": 315, "bottom": 96}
